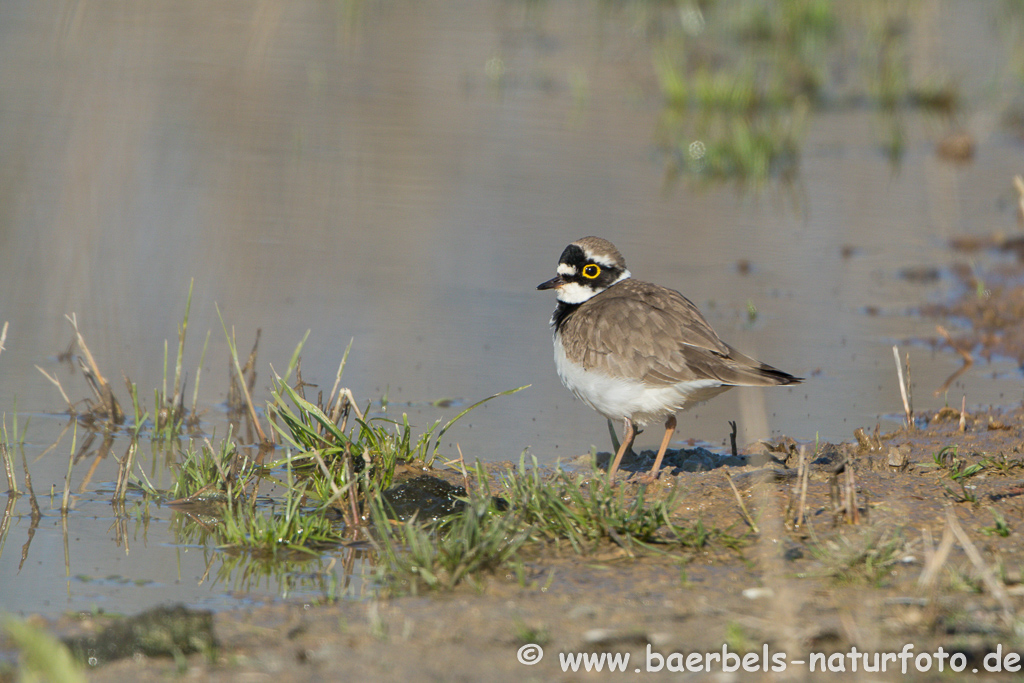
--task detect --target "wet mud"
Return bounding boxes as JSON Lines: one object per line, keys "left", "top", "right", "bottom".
{"left": 16, "top": 396, "right": 1022, "bottom": 682}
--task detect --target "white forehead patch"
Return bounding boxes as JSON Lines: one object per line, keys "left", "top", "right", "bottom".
{"left": 556, "top": 263, "right": 577, "bottom": 276}
{"left": 581, "top": 251, "right": 620, "bottom": 269}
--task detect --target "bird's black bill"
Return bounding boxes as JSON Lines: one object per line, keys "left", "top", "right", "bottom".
{"left": 537, "top": 275, "right": 565, "bottom": 290}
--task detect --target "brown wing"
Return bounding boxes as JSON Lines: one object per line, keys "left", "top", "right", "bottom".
{"left": 561, "top": 279, "right": 800, "bottom": 388}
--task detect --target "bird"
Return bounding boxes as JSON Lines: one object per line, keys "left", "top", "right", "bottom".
{"left": 538, "top": 236, "right": 802, "bottom": 480}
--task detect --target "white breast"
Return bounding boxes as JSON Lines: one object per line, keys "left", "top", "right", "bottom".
{"left": 553, "top": 333, "right": 728, "bottom": 427}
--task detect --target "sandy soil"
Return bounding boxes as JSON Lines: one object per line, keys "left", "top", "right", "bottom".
{"left": 30, "top": 400, "right": 1023, "bottom": 682}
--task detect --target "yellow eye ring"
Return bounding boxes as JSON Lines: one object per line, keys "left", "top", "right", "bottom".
{"left": 582, "top": 264, "right": 601, "bottom": 279}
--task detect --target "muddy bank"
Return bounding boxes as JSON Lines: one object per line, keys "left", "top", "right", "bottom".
{"left": 12, "top": 400, "right": 1023, "bottom": 682}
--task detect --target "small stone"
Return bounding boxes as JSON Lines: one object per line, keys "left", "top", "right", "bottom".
{"left": 887, "top": 446, "right": 908, "bottom": 468}
{"left": 582, "top": 629, "right": 649, "bottom": 646}
{"left": 741, "top": 587, "right": 774, "bottom": 600}
{"left": 583, "top": 628, "right": 616, "bottom": 644}
{"left": 936, "top": 131, "right": 975, "bottom": 162}
{"left": 567, "top": 604, "right": 598, "bottom": 620}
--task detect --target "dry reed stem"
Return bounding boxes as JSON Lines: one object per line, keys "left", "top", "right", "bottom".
{"left": 944, "top": 508, "right": 1014, "bottom": 625}
{"left": 36, "top": 366, "right": 74, "bottom": 412}
{"left": 453, "top": 443, "right": 471, "bottom": 494}
{"left": 959, "top": 395, "right": 967, "bottom": 432}
{"left": 2, "top": 461, "right": 14, "bottom": 498}
{"left": 892, "top": 346, "right": 912, "bottom": 429}
{"left": 327, "top": 339, "right": 354, "bottom": 423}
{"left": 0, "top": 498, "right": 12, "bottom": 552}
{"left": 920, "top": 525, "right": 934, "bottom": 570}
{"left": 725, "top": 471, "right": 759, "bottom": 533}
{"left": 327, "top": 366, "right": 345, "bottom": 414}
{"left": 797, "top": 445, "right": 810, "bottom": 528}
{"left": 0, "top": 321, "right": 7, "bottom": 358}
{"left": 1, "top": 413, "right": 15, "bottom": 493}
{"left": 905, "top": 351, "right": 913, "bottom": 426}
{"left": 343, "top": 388, "right": 364, "bottom": 423}
{"left": 1014, "top": 175, "right": 1024, "bottom": 223}
{"left": 227, "top": 327, "right": 267, "bottom": 443}
{"left": 348, "top": 477, "right": 360, "bottom": 529}
{"left": 66, "top": 313, "right": 123, "bottom": 423}
{"left": 845, "top": 466, "right": 860, "bottom": 524}
{"left": 917, "top": 523, "right": 955, "bottom": 590}
{"left": 242, "top": 331, "right": 260, "bottom": 396}
{"left": 784, "top": 444, "right": 804, "bottom": 528}
{"left": 829, "top": 461, "right": 860, "bottom": 524}
{"left": 61, "top": 421, "right": 77, "bottom": 514}
{"left": 332, "top": 388, "right": 364, "bottom": 433}
{"left": 62, "top": 514, "right": 70, "bottom": 576}
{"left": 113, "top": 441, "right": 137, "bottom": 503}
{"left": 1, "top": 443, "right": 14, "bottom": 494}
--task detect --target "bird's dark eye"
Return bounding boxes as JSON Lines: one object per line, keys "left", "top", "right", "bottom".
{"left": 582, "top": 264, "right": 601, "bottom": 279}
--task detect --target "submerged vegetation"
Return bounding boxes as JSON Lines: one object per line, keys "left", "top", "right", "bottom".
{"left": 644, "top": 0, "right": 968, "bottom": 183}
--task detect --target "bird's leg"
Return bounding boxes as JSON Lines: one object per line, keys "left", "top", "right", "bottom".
{"left": 607, "top": 417, "right": 635, "bottom": 479}
{"left": 648, "top": 414, "right": 677, "bottom": 478}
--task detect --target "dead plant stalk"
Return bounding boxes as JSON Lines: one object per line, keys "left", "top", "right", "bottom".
{"left": 725, "top": 472, "right": 759, "bottom": 534}
{"left": 796, "top": 445, "right": 810, "bottom": 528}
{"left": 945, "top": 508, "right": 1014, "bottom": 625}
{"left": 892, "top": 346, "right": 912, "bottom": 430}
{"left": 917, "top": 523, "right": 955, "bottom": 590}
{"left": 1014, "top": 175, "right": 1024, "bottom": 223}
{"left": 36, "top": 366, "right": 74, "bottom": 413}
{"left": 61, "top": 421, "right": 77, "bottom": 514}
{"left": 65, "top": 313, "right": 123, "bottom": 423}
{"left": 1, "top": 443, "right": 15, "bottom": 494}
{"left": 224, "top": 324, "right": 267, "bottom": 443}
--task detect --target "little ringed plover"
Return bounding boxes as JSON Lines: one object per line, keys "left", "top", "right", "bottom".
{"left": 538, "top": 236, "right": 801, "bottom": 479}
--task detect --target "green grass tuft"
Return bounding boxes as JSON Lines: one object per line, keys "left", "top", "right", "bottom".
{"left": 370, "top": 487, "right": 529, "bottom": 594}
{"left": 499, "top": 455, "right": 677, "bottom": 553}
{"left": 4, "top": 616, "right": 86, "bottom": 683}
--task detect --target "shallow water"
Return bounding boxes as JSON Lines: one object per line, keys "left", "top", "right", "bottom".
{"left": 1, "top": 0, "right": 1023, "bottom": 616}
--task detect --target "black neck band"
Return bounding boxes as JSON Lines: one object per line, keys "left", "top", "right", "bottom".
{"left": 552, "top": 300, "right": 580, "bottom": 333}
